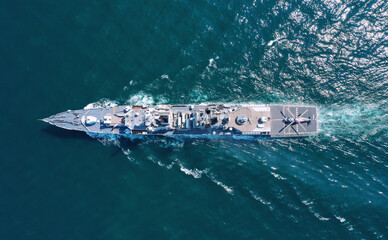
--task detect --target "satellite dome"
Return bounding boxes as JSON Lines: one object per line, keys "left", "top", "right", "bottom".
{"left": 236, "top": 114, "right": 248, "bottom": 125}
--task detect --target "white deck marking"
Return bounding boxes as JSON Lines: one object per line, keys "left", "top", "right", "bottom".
{"left": 299, "top": 109, "right": 308, "bottom": 118}
{"left": 286, "top": 107, "right": 294, "bottom": 118}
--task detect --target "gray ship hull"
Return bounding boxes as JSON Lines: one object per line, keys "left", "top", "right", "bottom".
{"left": 43, "top": 104, "right": 318, "bottom": 138}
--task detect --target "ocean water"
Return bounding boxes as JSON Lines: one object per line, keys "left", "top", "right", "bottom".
{"left": 0, "top": 0, "right": 387, "bottom": 239}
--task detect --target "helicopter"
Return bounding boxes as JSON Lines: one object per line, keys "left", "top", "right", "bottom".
{"left": 279, "top": 108, "right": 311, "bottom": 135}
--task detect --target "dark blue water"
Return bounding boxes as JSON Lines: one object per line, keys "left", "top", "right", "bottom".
{"left": 1, "top": 0, "right": 387, "bottom": 239}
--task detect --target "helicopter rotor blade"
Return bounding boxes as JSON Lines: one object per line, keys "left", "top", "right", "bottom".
{"left": 291, "top": 125, "right": 299, "bottom": 135}
{"left": 279, "top": 122, "right": 292, "bottom": 133}
{"left": 280, "top": 111, "right": 286, "bottom": 118}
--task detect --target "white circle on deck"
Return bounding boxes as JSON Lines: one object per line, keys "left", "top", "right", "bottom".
{"left": 85, "top": 116, "right": 97, "bottom": 125}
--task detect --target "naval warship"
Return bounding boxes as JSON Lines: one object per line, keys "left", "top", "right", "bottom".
{"left": 43, "top": 103, "right": 318, "bottom": 138}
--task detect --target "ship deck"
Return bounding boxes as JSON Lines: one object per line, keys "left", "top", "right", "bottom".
{"left": 44, "top": 104, "right": 318, "bottom": 138}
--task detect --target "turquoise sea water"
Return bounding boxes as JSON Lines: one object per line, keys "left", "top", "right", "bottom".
{"left": 1, "top": 0, "right": 387, "bottom": 239}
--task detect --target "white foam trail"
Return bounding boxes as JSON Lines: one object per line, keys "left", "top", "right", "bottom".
{"left": 121, "top": 149, "right": 139, "bottom": 164}
{"left": 249, "top": 191, "right": 273, "bottom": 210}
{"left": 212, "top": 179, "right": 234, "bottom": 194}
{"left": 179, "top": 163, "right": 207, "bottom": 179}
{"left": 267, "top": 37, "right": 285, "bottom": 46}
{"left": 161, "top": 74, "right": 169, "bottom": 79}
{"left": 318, "top": 103, "right": 387, "bottom": 138}
{"left": 314, "top": 213, "right": 330, "bottom": 221}
{"left": 271, "top": 172, "right": 287, "bottom": 180}
{"left": 207, "top": 56, "right": 219, "bottom": 68}
{"left": 189, "top": 89, "right": 209, "bottom": 103}
{"left": 333, "top": 214, "right": 355, "bottom": 231}
{"left": 124, "top": 92, "right": 168, "bottom": 106}
{"left": 206, "top": 173, "right": 234, "bottom": 194}
{"left": 87, "top": 134, "right": 234, "bottom": 195}
{"left": 84, "top": 99, "right": 118, "bottom": 109}
{"left": 335, "top": 215, "right": 346, "bottom": 223}
{"left": 302, "top": 199, "right": 331, "bottom": 221}
{"left": 126, "top": 93, "right": 155, "bottom": 105}
{"left": 302, "top": 200, "right": 313, "bottom": 206}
